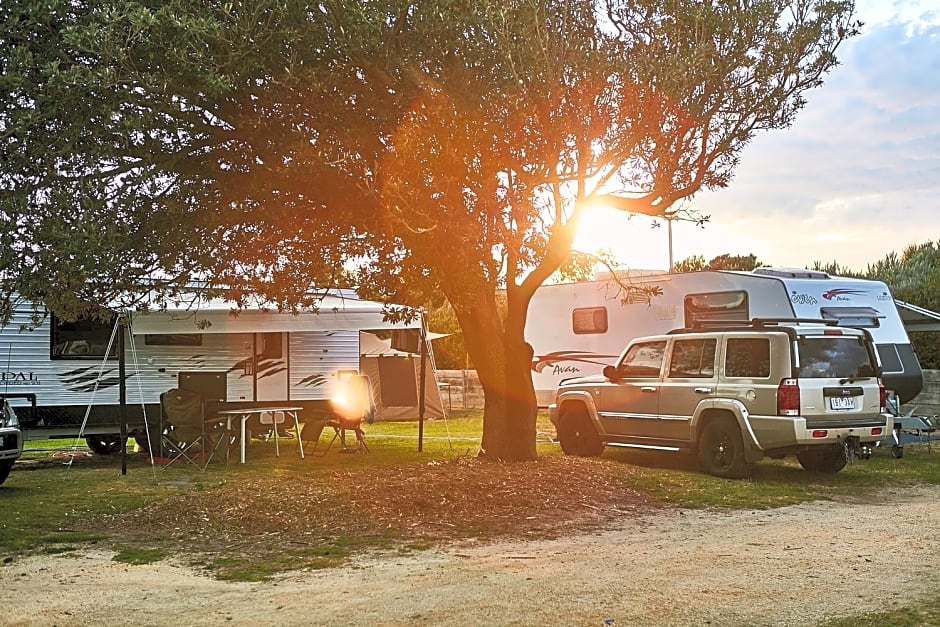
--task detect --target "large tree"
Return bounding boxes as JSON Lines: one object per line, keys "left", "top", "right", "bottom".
{"left": 1, "top": 0, "right": 859, "bottom": 460}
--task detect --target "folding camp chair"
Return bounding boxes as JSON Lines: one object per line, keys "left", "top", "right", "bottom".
{"left": 300, "top": 413, "right": 332, "bottom": 456}
{"left": 159, "top": 388, "right": 225, "bottom": 469}
{"left": 330, "top": 413, "right": 371, "bottom": 454}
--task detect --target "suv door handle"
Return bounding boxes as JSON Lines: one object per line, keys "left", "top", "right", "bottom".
{"left": 641, "top": 386, "right": 657, "bottom": 393}
{"left": 694, "top": 387, "right": 713, "bottom": 394}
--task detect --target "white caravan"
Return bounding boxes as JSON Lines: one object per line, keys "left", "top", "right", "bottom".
{"left": 0, "top": 290, "right": 440, "bottom": 450}
{"left": 526, "top": 268, "right": 922, "bottom": 407}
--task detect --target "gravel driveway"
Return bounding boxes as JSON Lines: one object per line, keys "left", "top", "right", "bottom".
{"left": 3, "top": 484, "right": 938, "bottom": 626}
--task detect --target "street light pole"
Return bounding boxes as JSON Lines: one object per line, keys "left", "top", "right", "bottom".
{"left": 667, "top": 215, "right": 674, "bottom": 273}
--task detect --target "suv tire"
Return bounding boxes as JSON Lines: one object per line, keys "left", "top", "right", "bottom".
{"left": 697, "top": 416, "right": 750, "bottom": 479}
{"left": 557, "top": 407, "right": 604, "bottom": 457}
{"left": 796, "top": 445, "right": 848, "bottom": 474}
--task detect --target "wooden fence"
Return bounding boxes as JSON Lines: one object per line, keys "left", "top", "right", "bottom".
{"left": 435, "top": 370, "right": 484, "bottom": 411}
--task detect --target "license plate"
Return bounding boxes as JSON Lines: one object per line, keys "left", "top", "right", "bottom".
{"left": 829, "top": 397, "right": 855, "bottom": 411}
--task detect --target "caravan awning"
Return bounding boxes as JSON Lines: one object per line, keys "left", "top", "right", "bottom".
{"left": 896, "top": 300, "right": 940, "bottom": 332}
{"left": 129, "top": 294, "right": 421, "bottom": 335}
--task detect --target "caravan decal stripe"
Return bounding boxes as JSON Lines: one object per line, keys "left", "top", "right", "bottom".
{"left": 257, "top": 367, "right": 287, "bottom": 380}
{"left": 822, "top": 288, "right": 867, "bottom": 300}
{"left": 61, "top": 370, "right": 111, "bottom": 385}
{"left": 298, "top": 374, "right": 327, "bottom": 388}
{"left": 532, "top": 351, "right": 619, "bottom": 373}
{"left": 60, "top": 372, "right": 137, "bottom": 392}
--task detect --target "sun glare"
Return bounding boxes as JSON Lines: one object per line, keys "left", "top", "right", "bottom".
{"left": 572, "top": 206, "right": 671, "bottom": 272}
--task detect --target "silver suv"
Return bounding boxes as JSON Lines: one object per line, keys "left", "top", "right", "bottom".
{"left": 549, "top": 319, "right": 894, "bottom": 478}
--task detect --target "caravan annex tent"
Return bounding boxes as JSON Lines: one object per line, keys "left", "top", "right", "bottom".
{"left": 896, "top": 300, "right": 940, "bottom": 333}
{"left": 359, "top": 332, "right": 446, "bottom": 421}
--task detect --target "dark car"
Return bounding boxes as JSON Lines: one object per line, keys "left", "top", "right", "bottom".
{"left": 0, "top": 399, "right": 24, "bottom": 485}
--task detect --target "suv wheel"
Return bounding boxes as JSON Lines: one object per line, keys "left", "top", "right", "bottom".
{"left": 557, "top": 407, "right": 604, "bottom": 457}
{"left": 796, "top": 445, "right": 848, "bottom": 473}
{"left": 697, "top": 416, "right": 750, "bottom": 479}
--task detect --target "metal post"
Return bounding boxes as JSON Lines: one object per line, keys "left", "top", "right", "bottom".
{"left": 462, "top": 370, "right": 469, "bottom": 409}
{"left": 119, "top": 314, "right": 127, "bottom": 475}
{"left": 417, "top": 324, "right": 427, "bottom": 452}
{"left": 667, "top": 216, "right": 674, "bottom": 273}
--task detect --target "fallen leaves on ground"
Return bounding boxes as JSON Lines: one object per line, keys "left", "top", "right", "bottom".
{"left": 99, "top": 455, "right": 664, "bottom": 560}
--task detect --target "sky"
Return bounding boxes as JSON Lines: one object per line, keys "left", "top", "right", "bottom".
{"left": 573, "top": 0, "right": 940, "bottom": 273}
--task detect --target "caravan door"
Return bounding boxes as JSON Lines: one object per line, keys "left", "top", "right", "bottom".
{"left": 254, "top": 332, "right": 289, "bottom": 402}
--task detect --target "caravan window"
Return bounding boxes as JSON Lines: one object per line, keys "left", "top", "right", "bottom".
{"left": 51, "top": 314, "right": 117, "bottom": 360}
{"left": 684, "top": 291, "right": 748, "bottom": 327}
{"left": 145, "top": 334, "right": 203, "bottom": 346}
{"left": 573, "top": 307, "right": 608, "bottom": 334}
{"left": 257, "top": 332, "right": 283, "bottom": 360}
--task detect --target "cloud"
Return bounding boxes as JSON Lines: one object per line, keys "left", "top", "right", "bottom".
{"left": 685, "top": 12, "right": 940, "bottom": 270}
{"left": 854, "top": 0, "right": 940, "bottom": 31}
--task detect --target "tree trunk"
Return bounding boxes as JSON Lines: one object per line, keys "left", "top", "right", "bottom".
{"left": 478, "top": 335, "right": 538, "bottom": 461}
{"left": 446, "top": 284, "right": 539, "bottom": 461}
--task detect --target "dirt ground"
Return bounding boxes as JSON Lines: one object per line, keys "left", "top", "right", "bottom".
{"left": 2, "top": 456, "right": 940, "bottom": 626}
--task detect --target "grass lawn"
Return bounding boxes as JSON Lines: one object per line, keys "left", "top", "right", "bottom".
{"left": 6, "top": 410, "right": 940, "bottom": 625}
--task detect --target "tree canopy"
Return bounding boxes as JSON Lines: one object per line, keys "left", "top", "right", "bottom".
{"left": 673, "top": 252, "right": 766, "bottom": 273}
{"left": 1, "top": 0, "right": 860, "bottom": 459}
{"left": 814, "top": 242, "right": 940, "bottom": 369}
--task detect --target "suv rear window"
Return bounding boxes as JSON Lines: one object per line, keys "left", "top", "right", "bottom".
{"left": 797, "top": 336, "right": 875, "bottom": 379}
{"left": 725, "top": 338, "right": 771, "bottom": 378}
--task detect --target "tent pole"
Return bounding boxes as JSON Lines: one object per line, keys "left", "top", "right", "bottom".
{"left": 417, "top": 320, "right": 427, "bottom": 452}
{"left": 119, "top": 313, "right": 127, "bottom": 475}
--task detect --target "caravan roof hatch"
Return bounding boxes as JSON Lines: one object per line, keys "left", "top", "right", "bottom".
{"left": 820, "top": 306, "right": 885, "bottom": 328}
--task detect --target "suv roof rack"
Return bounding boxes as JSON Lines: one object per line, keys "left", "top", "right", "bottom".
{"left": 668, "top": 317, "right": 840, "bottom": 335}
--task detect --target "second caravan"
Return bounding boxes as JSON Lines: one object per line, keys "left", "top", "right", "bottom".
{"left": 526, "top": 268, "right": 922, "bottom": 407}
{"left": 0, "top": 289, "right": 444, "bottom": 448}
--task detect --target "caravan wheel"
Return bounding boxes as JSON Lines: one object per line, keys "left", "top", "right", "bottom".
{"left": 796, "top": 445, "right": 848, "bottom": 473}
{"left": 85, "top": 435, "right": 123, "bottom": 455}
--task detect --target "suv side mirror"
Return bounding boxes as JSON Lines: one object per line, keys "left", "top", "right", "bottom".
{"left": 603, "top": 364, "right": 620, "bottom": 381}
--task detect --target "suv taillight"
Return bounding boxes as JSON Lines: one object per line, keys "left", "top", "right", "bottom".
{"left": 879, "top": 380, "right": 887, "bottom": 412}
{"left": 777, "top": 378, "right": 800, "bottom": 416}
